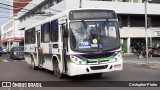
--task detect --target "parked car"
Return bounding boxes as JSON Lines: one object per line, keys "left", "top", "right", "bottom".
{"left": 1, "top": 47, "right": 7, "bottom": 54}
{"left": 0, "top": 47, "right": 3, "bottom": 56}
{"left": 10, "top": 46, "right": 24, "bottom": 60}
{"left": 152, "top": 47, "right": 160, "bottom": 57}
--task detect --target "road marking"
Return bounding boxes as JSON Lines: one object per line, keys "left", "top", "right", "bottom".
{"left": 1, "top": 59, "right": 25, "bottom": 63}
{"left": 3, "top": 60, "right": 9, "bottom": 62}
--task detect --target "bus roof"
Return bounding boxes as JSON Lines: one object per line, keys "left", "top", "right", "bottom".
{"left": 25, "top": 8, "right": 116, "bottom": 30}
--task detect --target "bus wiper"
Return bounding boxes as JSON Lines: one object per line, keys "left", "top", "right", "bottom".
{"left": 82, "top": 20, "right": 87, "bottom": 29}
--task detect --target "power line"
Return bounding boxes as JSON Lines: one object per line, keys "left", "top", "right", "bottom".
{"left": 0, "top": 2, "right": 56, "bottom": 16}
{"left": 0, "top": 3, "right": 33, "bottom": 12}
{"left": 0, "top": 17, "right": 10, "bottom": 18}
{"left": 0, "top": 2, "right": 48, "bottom": 16}
{"left": 12, "top": 0, "right": 61, "bottom": 12}
{"left": 0, "top": 16, "right": 43, "bottom": 20}
{"left": 0, "top": 6, "right": 28, "bottom": 13}
{"left": 1, "top": 0, "right": 61, "bottom": 13}
{"left": 0, "top": 0, "right": 62, "bottom": 20}
{"left": 0, "top": 6, "right": 14, "bottom": 10}
{"left": 0, "top": 10, "right": 11, "bottom": 14}
{"left": 29, "top": 2, "right": 61, "bottom": 12}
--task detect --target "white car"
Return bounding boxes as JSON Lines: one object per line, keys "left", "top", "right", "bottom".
{"left": 2, "top": 47, "right": 7, "bottom": 54}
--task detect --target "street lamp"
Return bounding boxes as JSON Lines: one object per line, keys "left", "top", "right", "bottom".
{"left": 144, "top": 0, "right": 152, "bottom": 65}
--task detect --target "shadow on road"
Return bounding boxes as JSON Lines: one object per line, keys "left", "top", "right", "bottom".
{"left": 34, "top": 68, "right": 116, "bottom": 81}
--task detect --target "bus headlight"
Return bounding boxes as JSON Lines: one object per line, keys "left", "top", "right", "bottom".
{"left": 108, "top": 53, "right": 122, "bottom": 63}
{"left": 70, "top": 55, "right": 84, "bottom": 65}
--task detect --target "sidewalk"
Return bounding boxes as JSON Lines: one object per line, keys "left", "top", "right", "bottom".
{"left": 122, "top": 54, "right": 160, "bottom": 70}
{"left": 122, "top": 54, "right": 137, "bottom": 60}
{"left": 136, "top": 63, "right": 160, "bottom": 70}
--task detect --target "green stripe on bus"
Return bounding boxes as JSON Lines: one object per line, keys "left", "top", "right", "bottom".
{"left": 67, "top": 60, "right": 73, "bottom": 63}
{"left": 84, "top": 56, "right": 115, "bottom": 61}
{"left": 44, "top": 57, "right": 52, "bottom": 61}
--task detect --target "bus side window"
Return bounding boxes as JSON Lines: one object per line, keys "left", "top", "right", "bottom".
{"left": 31, "top": 28, "right": 36, "bottom": 44}
{"left": 41, "top": 22, "right": 50, "bottom": 43}
{"left": 28, "top": 29, "right": 32, "bottom": 44}
{"left": 25, "top": 30, "right": 28, "bottom": 44}
{"left": 50, "top": 20, "right": 58, "bottom": 42}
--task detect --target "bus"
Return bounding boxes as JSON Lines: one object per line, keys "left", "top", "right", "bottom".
{"left": 24, "top": 8, "right": 123, "bottom": 78}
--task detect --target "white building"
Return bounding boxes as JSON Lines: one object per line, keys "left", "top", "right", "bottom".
{"left": 83, "top": 0, "right": 160, "bottom": 53}
{"left": 0, "top": 0, "right": 32, "bottom": 52}
{"left": 4, "top": 0, "right": 160, "bottom": 53}
{"left": 1, "top": 18, "right": 24, "bottom": 52}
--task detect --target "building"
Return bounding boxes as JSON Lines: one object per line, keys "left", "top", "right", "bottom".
{"left": 0, "top": 0, "right": 32, "bottom": 52}
{"left": 2, "top": 0, "right": 160, "bottom": 53}
{"left": 12, "top": 0, "right": 32, "bottom": 16}
{"left": 88, "top": 0, "right": 160, "bottom": 53}
{"left": 0, "top": 19, "right": 24, "bottom": 51}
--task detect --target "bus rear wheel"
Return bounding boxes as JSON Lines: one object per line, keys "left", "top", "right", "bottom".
{"left": 53, "top": 60, "right": 63, "bottom": 79}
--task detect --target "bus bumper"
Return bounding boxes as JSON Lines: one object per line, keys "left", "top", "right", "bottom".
{"left": 67, "top": 60, "right": 123, "bottom": 76}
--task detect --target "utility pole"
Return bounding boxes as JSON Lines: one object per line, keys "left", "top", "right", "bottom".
{"left": 79, "top": 0, "right": 82, "bottom": 8}
{"left": 144, "top": 0, "right": 152, "bottom": 65}
{"left": 144, "top": 0, "right": 149, "bottom": 65}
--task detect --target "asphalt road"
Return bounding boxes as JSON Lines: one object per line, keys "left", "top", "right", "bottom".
{"left": 0, "top": 54, "right": 160, "bottom": 90}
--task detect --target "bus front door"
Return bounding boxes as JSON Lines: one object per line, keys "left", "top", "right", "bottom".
{"left": 60, "top": 23, "right": 68, "bottom": 73}
{"left": 36, "top": 31, "right": 43, "bottom": 68}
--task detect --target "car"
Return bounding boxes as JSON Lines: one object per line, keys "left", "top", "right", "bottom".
{"left": 10, "top": 46, "right": 24, "bottom": 60}
{"left": 152, "top": 47, "right": 160, "bottom": 57}
{"left": 1, "top": 47, "right": 7, "bottom": 54}
{"left": 0, "top": 47, "right": 3, "bottom": 56}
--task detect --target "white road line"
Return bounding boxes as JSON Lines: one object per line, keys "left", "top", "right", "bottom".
{"left": 3, "top": 60, "right": 9, "bottom": 62}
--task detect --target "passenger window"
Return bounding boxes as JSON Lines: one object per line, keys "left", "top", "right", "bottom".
{"left": 41, "top": 23, "right": 50, "bottom": 43}
{"left": 31, "top": 28, "right": 36, "bottom": 44}
{"left": 50, "top": 20, "right": 58, "bottom": 42}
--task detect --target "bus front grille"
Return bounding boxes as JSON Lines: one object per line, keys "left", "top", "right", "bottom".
{"left": 87, "top": 60, "right": 109, "bottom": 64}
{"left": 90, "top": 65, "right": 108, "bottom": 70}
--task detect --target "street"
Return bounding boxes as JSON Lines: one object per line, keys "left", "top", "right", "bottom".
{"left": 0, "top": 54, "right": 160, "bottom": 90}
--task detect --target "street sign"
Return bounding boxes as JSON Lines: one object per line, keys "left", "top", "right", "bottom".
{"left": 154, "top": 31, "right": 160, "bottom": 37}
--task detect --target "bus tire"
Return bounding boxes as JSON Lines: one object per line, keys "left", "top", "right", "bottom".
{"left": 53, "top": 60, "right": 63, "bottom": 79}
{"left": 31, "top": 56, "right": 37, "bottom": 70}
{"left": 10, "top": 55, "right": 12, "bottom": 59}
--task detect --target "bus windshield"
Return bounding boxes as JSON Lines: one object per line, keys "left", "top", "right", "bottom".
{"left": 70, "top": 21, "right": 120, "bottom": 52}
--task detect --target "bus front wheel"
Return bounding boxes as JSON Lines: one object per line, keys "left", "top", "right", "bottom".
{"left": 53, "top": 60, "right": 63, "bottom": 79}
{"left": 31, "top": 56, "right": 37, "bottom": 70}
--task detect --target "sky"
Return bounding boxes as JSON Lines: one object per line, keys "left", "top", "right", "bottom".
{"left": 0, "top": 0, "right": 11, "bottom": 29}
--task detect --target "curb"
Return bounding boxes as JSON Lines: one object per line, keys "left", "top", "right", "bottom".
{"left": 136, "top": 63, "right": 160, "bottom": 70}
{"left": 149, "top": 64, "right": 160, "bottom": 70}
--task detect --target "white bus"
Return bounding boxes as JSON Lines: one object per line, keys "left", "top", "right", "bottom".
{"left": 24, "top": 8, "right": 123, "bottom": 78}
